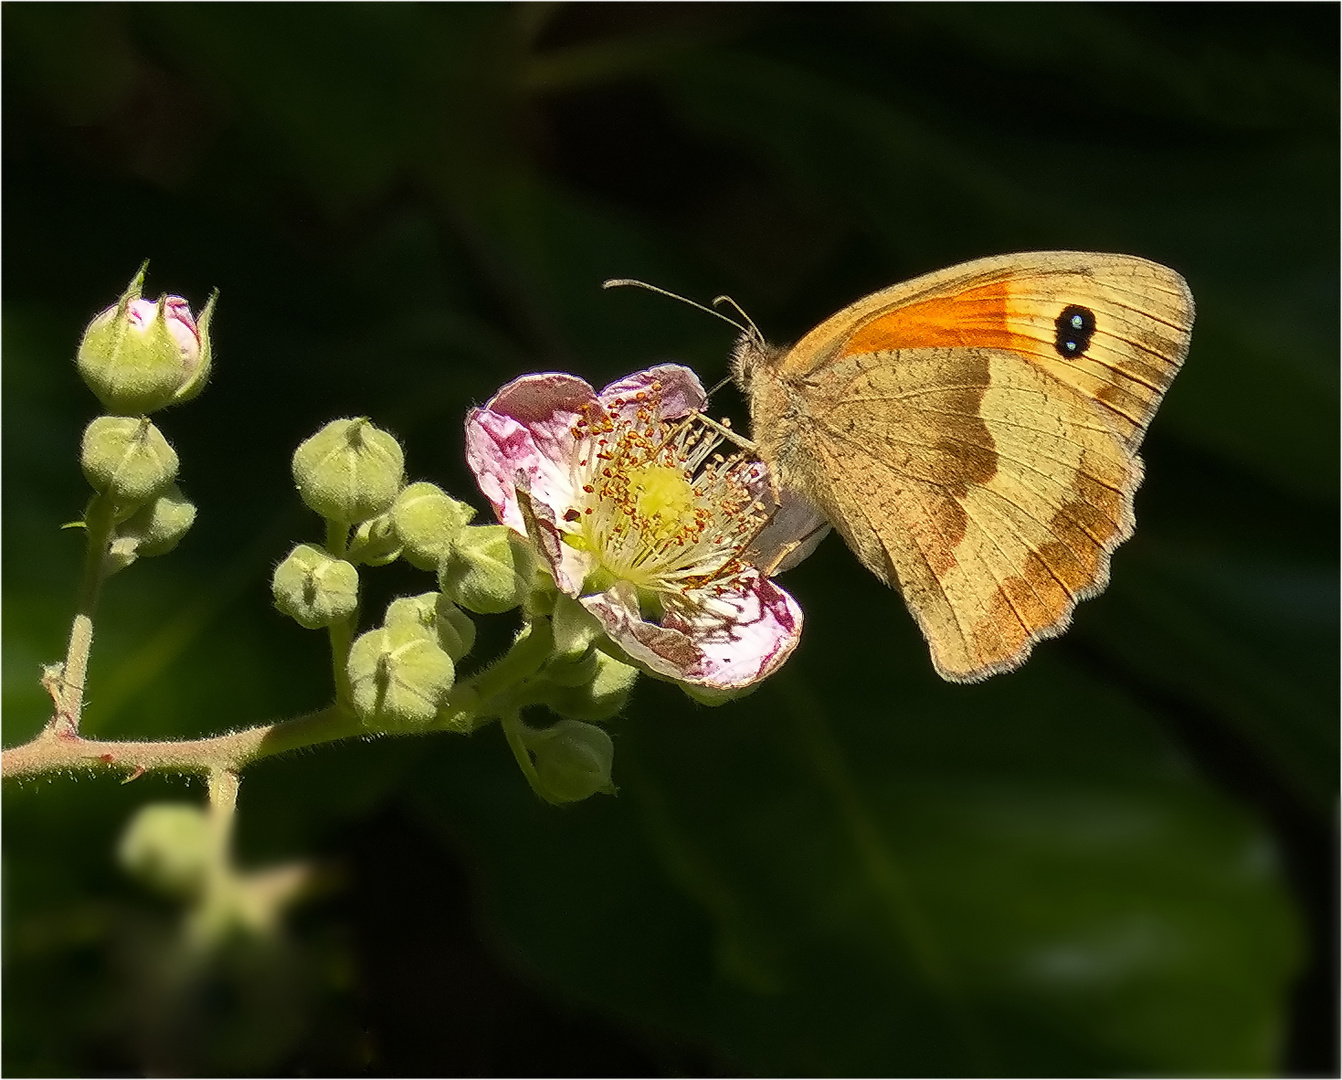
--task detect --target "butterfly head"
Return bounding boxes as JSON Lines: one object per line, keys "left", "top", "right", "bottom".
{"left": 728, "top": 328, "right": 782, "bottom": 396}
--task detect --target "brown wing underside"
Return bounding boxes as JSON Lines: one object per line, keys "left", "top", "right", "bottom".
{"left": 795, "top": 346, "right": 1139, "bottom": 682}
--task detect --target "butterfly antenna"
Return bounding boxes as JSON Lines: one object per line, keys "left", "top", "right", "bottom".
{"left": 602, "top": 278, "right": 750, "bottom": 336}
{"left": 711, "top": 294, "right": 764, "bottom": 346}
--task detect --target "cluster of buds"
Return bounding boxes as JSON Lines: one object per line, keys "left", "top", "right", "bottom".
{"left": 273, "top": 413, "right": 639, "bottom": 803}
{"left": 75, "top": 264, "right": 216, "bottom": 574}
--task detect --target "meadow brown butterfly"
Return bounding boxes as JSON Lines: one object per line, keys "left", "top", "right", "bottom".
{"left": 727, "top": 251, "right": 1195, "bottom": 682}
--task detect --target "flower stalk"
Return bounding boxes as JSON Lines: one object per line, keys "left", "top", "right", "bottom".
{"left": 2, "top": 617, "right": 569, "bottom": 781}
{"left": 47, "top": 493, "right": 120, "bottom": 735}
{"left": 324, "top": 517, "right": 357, "bottom": 705}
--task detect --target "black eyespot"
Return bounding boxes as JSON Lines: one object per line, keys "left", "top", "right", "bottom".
{"left": 1054, "top": 304, "right": 1096, "bottom": 359}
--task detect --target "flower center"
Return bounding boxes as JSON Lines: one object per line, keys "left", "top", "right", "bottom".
{"left": 631, "top": 464, "right": 696, "bottom": 538}
{"left": 564, "top": 386, "right": 769, "bottom": 599}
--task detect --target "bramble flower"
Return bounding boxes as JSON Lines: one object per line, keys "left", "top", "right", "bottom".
{"left": 465, "top": 365, "right": 827, "bottom": 690}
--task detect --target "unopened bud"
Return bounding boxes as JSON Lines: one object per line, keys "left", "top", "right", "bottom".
{"left": 292, "top": 418, "right": 404, "bottom": 524}
{"left": 438, "top": 524, "right": 532, "bottom": 615}
{"left": 80, "top": 415, "right": 179, "bottom": 504}
{"left": 345, "top": 511, "right": 402, "bottom": 567}
{"left": 272, "top": 543, "right": 360, "bottom": 630}
{"left": 391, "top": 482, "right": 476, "bottom": 570}
{"left": 383, "top": 593, "right": 438, "bottom": 637}
{"left": 543, "top": 650, "right": 639, "bottom": 722}
{"left": 119, "top": 482, "right": 197, "bottom": 558}
{"left": 77, "top": 264, "right": 214, "bottom": 414}
{"left": 347, "top": 624, "right": 455, "bottom": 732}
{"left": 521, "top": 719, "right": 615, "bottom": 804}
{"left": 104, "top": 483, "right": 197, "bottom": 574}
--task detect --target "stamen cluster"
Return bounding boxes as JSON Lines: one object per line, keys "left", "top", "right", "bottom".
{"left": 564, "top": 385, "right": 767, "bottom": 600}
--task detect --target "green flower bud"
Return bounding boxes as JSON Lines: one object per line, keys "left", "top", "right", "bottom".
{"left": 118, "top": 802, "right": 211, "bottom": 899}
{"left": 76, "top": 265, "right": 213, "bottom": 415}
{"left": 545, "top": 648, "right": 599, "bottom": 688}
{"left": 521, "top": 719, "right": 615, "bottom": 804}
{"left": 347, "top": 624, "right": 455, "bottom": 732}
{"left": 118, "top": 482, "right": 197, "bottom": 558}
{"left": 542, "top": 650, "right": 639, "bottom": 722}
{"left": 551, "top": 593, "right": 602, "bottom": 662}
{"left": 391, "top": 482, "right": 476, "bottom": 570}
{"left": 292, "top": 418, "right": 404, "bottom": 524}
{"left": 434, "top": 594, "right": 477, "bottom": 661}
{"left": 438, "top": 524, "right": 532, "bottom": 615}
{"left": 383, "top": 592, "right": 438, "bottom": 637}
{"left": 272, "top": 543, "right": 360, "bottom": 630}
{"left": 80, "top": 415, "right": 179, "bottom": 504}
{"left": 345, "top": 511, "right": 402, "bottom": 567}
{"left": 382, "top": 592, "right": 477, "bottom": 661}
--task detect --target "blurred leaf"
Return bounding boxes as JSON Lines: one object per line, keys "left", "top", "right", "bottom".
{"left": 410, "top": 654, "right": 1301, "bottom": 1075}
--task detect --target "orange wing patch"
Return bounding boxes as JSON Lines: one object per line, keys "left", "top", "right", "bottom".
{"left": 838, "top": 281, "right": 1018, "bottom": 355}
{"left": 834, "top": 272, "right": 1188, "bottom": 450}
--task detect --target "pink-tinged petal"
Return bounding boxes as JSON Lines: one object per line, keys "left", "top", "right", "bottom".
{"left": 483, "top": 372, "right": 597, "bottom": 464}
{"left": 581, "top": 584, "right": 705, "bottom": 683}
{"left": 465, "top": 373, "right": 595, "bottom": 536}
{"left": 125, "top": 296, "right": 201, "bottom": 366}
{"left": 582, "top": 574, "right": 803, "bottom": 690}
{"left": 514, "top": 474, "right": 590, "bottom": 595}
{"left": 599, "top": 364, "right": 706, "bottom": 422}
{"left": 665, "top": 574, "right": 803, "bottom": 687}
{"left": 465, "top": 408, "right": 551, "bottom": 534}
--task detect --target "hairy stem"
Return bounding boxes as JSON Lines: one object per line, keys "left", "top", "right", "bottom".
{"left": 53, "top": 495, "right": 117, "bottom": 732}
{"left": 501, "top": 711, "right": 542, "bottom": 793}
{"left": 465, "top": 620, "right": 555, "bottom": 718}
{"left": 3, "top": 618, "right": 557, "bottom": 782}
{"left": 1, "top": 705, "right": 361, "bottom": 781}
{"left": 325, "top": 518, "right": 355, "bottom": 705}
{"left": 206, "top": 766, "right": 241, "bottom": 884}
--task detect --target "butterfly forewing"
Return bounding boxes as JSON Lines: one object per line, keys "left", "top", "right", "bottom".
{"left": 744, "top": 250, "right": 1194, "bottom": 681}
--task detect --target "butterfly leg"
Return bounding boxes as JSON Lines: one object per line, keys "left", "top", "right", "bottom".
{"left": 689, "top": 410, "right": 760, "bottom": 455}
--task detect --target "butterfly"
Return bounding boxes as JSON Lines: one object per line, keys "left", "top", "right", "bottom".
{"left": 728, "top": 251, "right": 1194, "bottom": 682}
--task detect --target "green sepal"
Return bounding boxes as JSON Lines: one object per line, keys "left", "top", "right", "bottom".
{"left": 272, "top": 543, "right": 360, "bottom": 630}
{"left": 347, "top": 624, "right": 455, "bottom": 732}
{"left": 80, "top": 415, "right": 179, "bottom": 505}
{"left": 391, "top": 481, "right": 476, "bottom": 570}
{"left": 292, "top": 418, "right": 405, "bottom": 525}
{"left": 542, "top": 650, "right": 639, "bottom": 722}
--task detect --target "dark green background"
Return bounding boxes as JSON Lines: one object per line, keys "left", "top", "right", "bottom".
{"left": 4, "top": 4, "right": 1337, "bottom": 1075}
